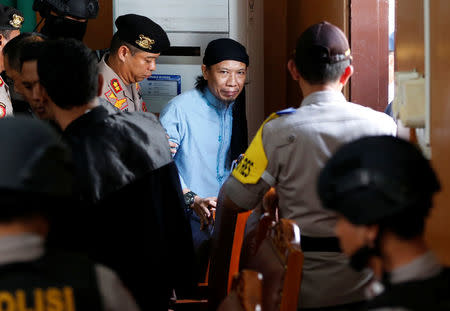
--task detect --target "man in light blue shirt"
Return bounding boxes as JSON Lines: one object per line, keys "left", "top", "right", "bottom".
{"left": 160, "top": 38, "right": 249, "bottom": 279}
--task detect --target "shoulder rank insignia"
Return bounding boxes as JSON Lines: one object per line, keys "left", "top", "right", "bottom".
{"left": 276, "top": 107, "right": 296, "bottom": 115}
{"left": 136, "top": 34, "right": 155, "bottom": 50}
{"left": 105, "top": 90, "right": 128, "bottom": 110}
{"left": 0, "top": 76, "right": 4, "bottom": 87}
{"left": 0, "top": 103, "right": 6, "bottom": 118}
{"left": 111, "top": 79, "right": 123, "bottom": 94}
{"left": 232, "top": 112, "right": 281, "bottom": 184}
{"left": 9, "top": 14, "right": 24, "bottom": 29}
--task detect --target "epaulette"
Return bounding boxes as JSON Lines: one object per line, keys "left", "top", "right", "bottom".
{"left": 276, "top": 107, "right": 296, "bottom": 115}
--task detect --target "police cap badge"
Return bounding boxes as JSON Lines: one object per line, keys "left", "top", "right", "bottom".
{"left": 115, "top": 14, "right": 170, "bottom": 53}
{"left": 0, "top": 5, "right": 24, "bottom": 30}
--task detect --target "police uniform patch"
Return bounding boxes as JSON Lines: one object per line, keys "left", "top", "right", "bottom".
{"left": 0, "top": 76, "right": 4, "bottom": 87}
{"left": 232, "top": 112, "right": 280, "bottom": 184}
{"left": 232, "top": 108, "right": 296, "bottom": 184}
{"left": 0, "top": 286, "right": 76, "bottom": 311}
{"left": 0, "top": 103, "right": 6, "bottom": 118}
{"left": 111, "top": 79, "right": 123, "bottom": 94}
{"left": 105, "top": 90, "right": 128, "bottom": 110}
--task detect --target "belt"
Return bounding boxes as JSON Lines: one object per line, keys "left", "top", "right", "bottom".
{"left": 300, "top": 235, "right": 342, "bottom": 252}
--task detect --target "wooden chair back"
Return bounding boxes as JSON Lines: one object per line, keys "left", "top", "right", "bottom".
{"left": 240, "top": 188, "right": 304, "bottom": 311}
{"left": 175, "top": 209, "right": 253, "bottom": 310}
{"left": 228, "top": 210, "right": 253, "bottom": 292}
{"left": 217, "top": 269, "right": 263, "bottom": 311}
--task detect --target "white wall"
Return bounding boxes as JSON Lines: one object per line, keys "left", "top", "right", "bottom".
{"left": 230, "top": 0, "right": 265, "bottom": 138}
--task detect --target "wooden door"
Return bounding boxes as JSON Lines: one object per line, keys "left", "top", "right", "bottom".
{"left": 84, "top": 0, "right": 113, "bottom": 51}
{"left": 349, "top": 0, "right": 390, "bottom": 112}
{"left": 264, "top": 0, "right": 389, "bottom": 115}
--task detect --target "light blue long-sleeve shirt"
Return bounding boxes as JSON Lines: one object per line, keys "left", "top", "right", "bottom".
{"left": 159, "top": 88, "right": 234, "bottom": 198}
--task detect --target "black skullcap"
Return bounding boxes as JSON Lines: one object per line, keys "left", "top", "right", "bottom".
{"left": 115, "top": 14, "right": 170, "bottom": 53}
{"left": 295, "top": 21, "right": 351, "bottom": 65}
{"left": 203, "top": 38, "right": 249, "bottom": 67}
{"left": 318, "top": 136, "right": 440, "bottom": 225}
{"left": 0, "top": 4, "right": 24, "bottom": 30}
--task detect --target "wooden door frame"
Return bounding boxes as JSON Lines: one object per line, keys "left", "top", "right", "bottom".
{"left": 349, "top": 0, "right": 390, "bottom": 112}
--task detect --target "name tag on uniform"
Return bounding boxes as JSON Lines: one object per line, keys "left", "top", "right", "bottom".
{"left": 0, "top": 286, "right": 76, "bottom": 311}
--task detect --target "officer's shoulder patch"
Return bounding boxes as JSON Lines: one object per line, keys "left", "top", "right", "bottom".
{"left": 0, "top": 103, "right": 6, "bottom": 118}
{"left": 111, "top": 79, "right": 123, "bottom": 94}
{"left": 0, "top": 76, "right": 4, "bottom": 87}
{"left": 232, "top": 112, "right": 280, "bottom": 184}
{"left": 105, "top": 90, "right": 128, "bottom": 110}
{"left": 276, "top": 107, "right": 296, "bottom": 115}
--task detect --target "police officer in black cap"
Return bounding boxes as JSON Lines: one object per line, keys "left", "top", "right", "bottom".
{"left": 0, "top": 4, "right": 24, "bottom": 118}
{"left": 0, "top": 117, "right": 140, "bottom": 311}
{"left": 33, "top": 0, "right": 99, "bottom": 40}
{"left": 98, "top": 14, "right": 170, "bottom": 112}
{"left": 318, "top": 135, "right": 450, "bottom": 310}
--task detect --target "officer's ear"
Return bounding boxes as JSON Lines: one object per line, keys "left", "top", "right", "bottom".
{"left": 339, "top": 64, "right": 354, "bottom": 86}
{"left": 365, "top": 224, "right": 379, "bottom": 247}
{"left": 97, "top": 73, "right": 104, "bottom": 96}
{"left": 117, "top": 45, "right": 130, "bottom": 62}
{"left": 287, "top": 59, "right": 301, "bottom": 81}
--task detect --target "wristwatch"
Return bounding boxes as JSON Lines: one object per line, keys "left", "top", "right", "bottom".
{"left": 184, "top": 191, "right": 197, "bottom": 208}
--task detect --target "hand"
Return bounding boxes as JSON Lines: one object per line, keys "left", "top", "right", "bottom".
{"left": 263, "top": 187, "right": 279, "bottom": 220}
{"left": 169, "top": 140, "right": 178, "bottom": 155}
{"left": 191, "top": 196, "right": 217, "bottom": 230}
{"left": 166, "top": 134, "right": 179, "bottom": 155}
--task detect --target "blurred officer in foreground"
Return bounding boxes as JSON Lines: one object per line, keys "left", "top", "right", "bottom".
{"left": 33, "top": 0, "right": 99, "bottom": 41}
{"left": 0, "top": 117, "right": 139, "bottom": 311}
{"left": 0, "top": 4, "right": 24, "bottom": 118}
{"left": 18, "top": 39, "right": 116, "bottom": 120}
{"left": 98, "top": 14, "right": 169, "bottom": 112}
{"left": 209, "top": 22, "right": 397, "bottom": 310}
{"left": 37, "top": 38, "right": 195, "bottom": 310}
{"left": 318, "top": 135, "right": 449, "bottom": 311}
{"left": 3, "top": 32, "right": 46, "bottom": 116}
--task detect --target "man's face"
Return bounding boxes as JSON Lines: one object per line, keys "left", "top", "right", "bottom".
{"left": 4, "top": 56, "right": 24, "bottom": 94}
{"left": 124, "top": 50, "right": 160, "bottom": 83}
{"left": 203, "top": 60, "right": 247, "bottom": 103}
{"left": 335, "top": 216, "right": 372, "bottom": 257}
{"left": 20, "top": 60, "right": 53, "bottom": 120}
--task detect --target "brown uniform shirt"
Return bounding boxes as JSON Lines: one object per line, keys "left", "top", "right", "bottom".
{"left": 98, "top": 54, "right": 148, "bottom": 112}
